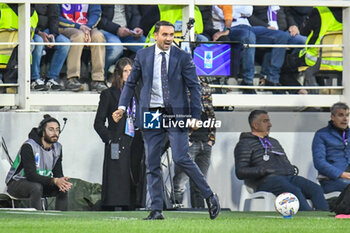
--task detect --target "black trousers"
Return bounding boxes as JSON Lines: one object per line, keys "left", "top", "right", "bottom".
{"left": 7, "top": 179, "right": 68, "bottom": 210}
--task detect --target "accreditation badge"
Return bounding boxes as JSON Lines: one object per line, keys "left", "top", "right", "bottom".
{"left": 125, "top": 117, "right": 135, "bottom": 137}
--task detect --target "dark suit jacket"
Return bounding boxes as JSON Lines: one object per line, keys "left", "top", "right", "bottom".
{"left": 119, "top": 45, "right": 201, "bottom": 128}
{"left": 94, "top": 87, "right": 126, "bottom": 143}
{"left": 98, "top": 5, "right": 143, "bottom": 35}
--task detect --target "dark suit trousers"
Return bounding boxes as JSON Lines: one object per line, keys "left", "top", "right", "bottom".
{"left": 143, "top": 127, "right": 213, "bottom": 211}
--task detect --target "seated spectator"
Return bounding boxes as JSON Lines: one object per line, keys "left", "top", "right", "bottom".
{"left": 0, "top": 3, "right": 37, "bottom": 83}
{"left": 312, "top": 102, "right": 350, "bottom": 193}
{"left": 283, "top": 6, "right": 312, "bottom": 49}
{"left": 144, "top": 5, "right": 205, "bottom": 43}
{"left": 284, "top": 7, "right": 312, "bottom": 33}
{"left": 197, "top": 6, "right": 220, "bottom": 41}
{"left": 94, "top": 57, "right": 146, "bottom": 210}
{"left": 97, "top": 5, "right": 146, "bottom": 78}
{"left": 248, "top": 6, "right": 291, "bottom": 93}
{"left": 173, "top": 77, "right": 216, "bottom": 208}
{"left": 282, "top": 7, "right": 342, "bottom": 88}
{"left": 5, "top": 114, "right": 72, "bottom": 210}
{"left": 58, "top": 4, "right": 107, "bottom": 92}
{"left": 250, "top": 6, "right": 307, "bottom": 48}
{"left": 234, "top": 110, "right": 329, "bottom": 211}
{"left": 138, "top": 5, "right": 159, "bottom": 37}
{"left": 31, "top": 4, "right": 70, "bottom": 91}
{"left": 278, "top": 7, "right": 312, "bottom": 93}
{"left": 212, "top": 5, "right": 289, "bottom": 94}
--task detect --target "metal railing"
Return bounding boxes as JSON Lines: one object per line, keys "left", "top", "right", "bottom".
{"left": 0, "top": 0, "right": 348, "bottom": 110}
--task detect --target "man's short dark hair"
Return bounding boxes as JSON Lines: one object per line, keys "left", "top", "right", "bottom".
{"left": 331, "top": 102, "right": 349, "bottom": 115}
{"left": 248, "top": 110, "right": 268, "bottom": 127}
{"left": 154, "top": 21, "right": 175, "bottom": 33}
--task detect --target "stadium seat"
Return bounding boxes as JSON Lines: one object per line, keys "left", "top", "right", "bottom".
{"left": 239, "top": 182, "right": 276, "bottom": 211}
{"left": 299, "top": 31, "right": 343, "bottom": 94}
{"left": 324, "top": 191, "right": 341, "bottom": 199}
{"left": 0, "top": 189, "right": 46, "bottom": 210}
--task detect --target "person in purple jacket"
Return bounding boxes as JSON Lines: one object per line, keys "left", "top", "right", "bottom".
{"left": 58, "top": 4, "right": 107, "bottom": 92}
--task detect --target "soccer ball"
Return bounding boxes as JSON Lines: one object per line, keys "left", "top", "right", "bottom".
{"left": 275, "top": 192, "right": 299, "bottom": 217}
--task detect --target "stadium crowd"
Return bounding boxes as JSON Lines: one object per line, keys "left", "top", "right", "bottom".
{"left": 0, "top": 4, "right": 343, "bottom": 94}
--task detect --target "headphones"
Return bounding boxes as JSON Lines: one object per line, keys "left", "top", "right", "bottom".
{"left": 37, "top": 115, "right": 62, "bottom": 137}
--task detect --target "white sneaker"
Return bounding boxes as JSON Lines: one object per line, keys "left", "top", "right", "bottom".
{"left": 46, "top": 78, "right": 64, "bottom": 91}
{"left": 31, "top": 78, "right": 48, "bottom": 91}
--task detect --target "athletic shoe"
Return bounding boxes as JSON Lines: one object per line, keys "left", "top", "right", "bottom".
{"left": 31, "top": 78, "right": 48, "bottom": 91}
{"left": 46, "top": 78, "right": 64, "bottom": 91}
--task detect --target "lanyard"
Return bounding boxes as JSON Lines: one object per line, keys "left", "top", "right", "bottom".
{"left": 343, "top": 131, "right": 348, "bottom": 146}
{"left": 127, "top": 97, "right": 136, "bottom": 119}
{"left": 259, "top": 137, "right": 272, "bottom": 151}
{"left": 120, "top": 88, "right": 136, "bottom": 119}
{"left": 259, "top": 137, "right": 284, "bottom": 156}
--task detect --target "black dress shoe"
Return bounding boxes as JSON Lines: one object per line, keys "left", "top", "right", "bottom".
{"left": 206, "top": 193, "right": 221, "bottom": 220}
{"left": 143, "top": 210, "right": 165, "bottom": 220}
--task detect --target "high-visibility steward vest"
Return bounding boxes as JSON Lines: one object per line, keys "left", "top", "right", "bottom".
{"left": 5, "top": 139, "right": 62, "bottom": 184}
{"left": 299, "top": 7, "right": 343, "bottom": 71}
{"left": 0, "top": 4, "right": 38, "bottom": 65}
{"left": 146, "top": 5, "right": 203, "bottom": 43}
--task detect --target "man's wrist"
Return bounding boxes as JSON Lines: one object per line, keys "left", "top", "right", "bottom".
{"left": 118, "top": 106, "right": 126, "bottom": 111}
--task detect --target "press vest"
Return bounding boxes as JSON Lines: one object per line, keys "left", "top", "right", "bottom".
{"left": 0, "top": 4, "right": 38, "bottom": 65}
{"left": 299, "top": 7, "right": 343, "bottom": 71}
{"left": 146, "top": 5, "right": 203, "bottom": 43}
{"left": 5, "top": 139, "right": 62, "bottom": 184}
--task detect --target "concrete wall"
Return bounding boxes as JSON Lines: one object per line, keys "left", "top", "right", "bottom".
{"left": 0, "top": 111, "right": 332, "bottom": 210}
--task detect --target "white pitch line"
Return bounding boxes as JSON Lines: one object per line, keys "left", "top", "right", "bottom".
{"left": 107, "top": 217, "right": 138, "bottom": 221}
{"left": 4, "top": 211, "right": 62, "bottom": 216}
{"left": 175, "top": 211, "right": 208, "bottom": 215}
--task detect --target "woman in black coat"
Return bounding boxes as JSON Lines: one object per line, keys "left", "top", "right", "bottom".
{"left": 94, "top": 57, "right": 145, "bottom": 210}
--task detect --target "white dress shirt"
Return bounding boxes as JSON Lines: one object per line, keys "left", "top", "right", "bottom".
{"left": 119, "top": 45, "right": 171, "bottom": 111}
{"left": 150, "top": 45, "right": 171, "bottom": 108}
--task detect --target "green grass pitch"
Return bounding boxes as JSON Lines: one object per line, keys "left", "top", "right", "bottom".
{"left": 0, "top": 210, "right": 350, "bottom": 233}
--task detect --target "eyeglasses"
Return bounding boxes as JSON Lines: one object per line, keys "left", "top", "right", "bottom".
{"left": 47, "top": 128, "right": 60, "bottom": 133}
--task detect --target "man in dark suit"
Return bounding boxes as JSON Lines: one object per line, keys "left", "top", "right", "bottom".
{"left": 112, "top": 21, "right": 220, "bottom": 220}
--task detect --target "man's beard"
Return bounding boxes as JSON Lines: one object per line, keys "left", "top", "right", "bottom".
{"left": 43, "top": 134, "right": 58, "bottom": 144}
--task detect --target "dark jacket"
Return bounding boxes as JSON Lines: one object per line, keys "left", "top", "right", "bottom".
{"left": 34, "top": 4, "right": 60, "bottom": 37}
{"left": 138, "top": 5, "right": 159, "bottom": 36}
{"left": 284, "top": 7, "right": 312, "bottom": 28}
{"left": 198, "top": 6, "right": 218, "bottom": 40}
{"left": 234, "top": 132, "right": 295, "bottom": 184}
{"left": 94, "top": 87, "right": 128, "bottom": 144}
{"left": 97, "top": 5, "right": 142, "bottom": 35}
{"left": 249, "top": 6, "right": 289, "bottom": 31}
{"left": 12, "top": 128, "right": 63, "bottom": 186}
{"left": 94, "top": 86, "right": 145, "bottom": 207}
